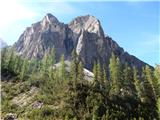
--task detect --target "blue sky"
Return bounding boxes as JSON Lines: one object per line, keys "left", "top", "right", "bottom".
{"left": 0, "top": 0, "right": 159, "bottom": 66}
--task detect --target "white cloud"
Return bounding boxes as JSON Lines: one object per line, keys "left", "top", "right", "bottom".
{"left": 0, "top": 0, "right": 38, "bottom": 29}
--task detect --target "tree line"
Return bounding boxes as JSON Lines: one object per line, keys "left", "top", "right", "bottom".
{"left": 1, "top": 47, "right": 160, "bottom": 120}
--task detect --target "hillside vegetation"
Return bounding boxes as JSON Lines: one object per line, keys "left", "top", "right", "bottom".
{"left": 1, "top": 47, "right": 160, "bottom": 120}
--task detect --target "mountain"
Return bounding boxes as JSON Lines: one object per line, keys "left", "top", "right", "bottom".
{"left": 14, "top": 13, "right": 150, "bottom": 71}
{"left": 0, "top": 38, "right": 7, "bottom": 49}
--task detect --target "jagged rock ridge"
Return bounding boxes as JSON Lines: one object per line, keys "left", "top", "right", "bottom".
{"left": 15, "top": 13, "right": 150, "bottom": 71}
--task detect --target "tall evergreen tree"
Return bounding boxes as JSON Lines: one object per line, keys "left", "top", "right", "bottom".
{"left": 41, "top": 53, "right": 48, "bottom": 76}
{"left": 20, "top": 59, "right": 28, "bottom": 81}
{"left": 103, "top": 66, "right": 110, "bottom": 95}
{"left": 145, "top": 65, "right": 157, "bottom": 99}
{"left": 59, "top": 54, "right": 66, "bottom": 80}
{"left": 8, "top": 48, "right": 15, "bottom": 71}
{"left": 109, "top": 53, "right": 122, "bottom": 96}
{"left": 122, "top": 63, "right": 135, "bottom": 97}
{"left": 154, "top": 65, "right": 160, "bottom": 98}
{"left": 133, "top": 67, "right": 142, "bottom": 100}
{"left": 157, "top": 98, "right": 160, "bottom": 119}
{"left": 93, "top": 62, "right": 98, "bottom": 82}
{"left": 48, "top": 48, "right": 56, "bottom": 79}
{"left": 97, "top": 61, "right": 103, "bottom": 84}
{"left": 1, "top": 47, "right": 7, "bottom": 69}
{"left": 70, "top": 50, "right": 78, "bottom": 81}
{"left": 13, "top": 55, "right": 21, "bottom": 74}
{"left": 141, "top": 67, "right": 155, "bottom": 103}
{"left": 77, "top": 61, "right": 84, "bottom": 81}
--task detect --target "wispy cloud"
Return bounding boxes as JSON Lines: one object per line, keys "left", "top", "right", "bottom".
{"left": 0, "top": 0, "right": 38, "bottom": 29}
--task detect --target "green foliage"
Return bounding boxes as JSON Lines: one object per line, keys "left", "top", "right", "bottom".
{"left": 77, "top": 61, "right": 84, "bottom": 81}
{"left": 1, "top": 48, "right": 159, "bottom": 120}
{"left": 133, "top": 66, "right": 142, "bottom": 100}
{"left": 59, "top": 54, "right": 66, "bottom": 80}
{"left": 157, "top": 98, "right": 160, "bottom": 119}
{"left": 27, "top": 106, "right": 54, "bottom": 120}
{"left": 70, "top": 50, "right": 78, "bottom": 82}
{"left": 19, "top": 59, "right": 29, "bottom": 81}
{"left": 109, "top": 53, "right": 122, "bottom": 96}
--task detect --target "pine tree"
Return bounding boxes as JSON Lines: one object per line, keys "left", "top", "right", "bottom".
{"left": 157, "top": 98, "right": 160, "bottom": 119}
{"left": 122, "top": 63, "right": 135, "bottom": 97}
{"left": 59, "top": 54, "right": 66, "bottom": 80}
{"left": 141, "top": 67, "right": 155, "bottom": 103}
{"left": 41, "top": 53, "right": 48, "bottom": 76}
{"left": 70, "top": 50, "right": 78, "bottom": 81}
{"left": 77, "top": 61, "right": 84, "bottom": 81}
{"left": 109, "top": 53, "right": 122, "bottom": 96}
{"left": 1, "top": 47, "right": 7, "bottom": 69}
{"left": 48, "top": 48, "right": 56, "bottom": 79}
{"left": 133, "top": 66, "right": 142, "bottom": 100}
{"left": 13, "top": 55, "right": 21, "bottom": 74}
{"left": 103, "top": 67, "right": 110, "bottom": 95}
{"left": 145, "top": 65, "right": 157, "bottom": 99}
{"left": 20, "top": 59, "right": 28, "bottom": 81}
{"left": 93, "top": 62, "right": 98, "bottom": 82}
{"left": 154, "top": 65, "right": 160, "bottom": 98}
{"left": 97, "top": 61, "right": 103, "bottom": 84}
{"left": 8, "top": 48, "right": 15, "bottom": 71}
{"left": 50, "top": 48, "right": 56, "bottom": 65}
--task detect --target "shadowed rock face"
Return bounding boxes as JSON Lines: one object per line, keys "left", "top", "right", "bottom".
{"left": 14, "top": 13, "right": 151, "bottom": 71}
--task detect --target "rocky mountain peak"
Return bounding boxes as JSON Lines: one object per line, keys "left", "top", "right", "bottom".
{"left": 69, "top": 15, "right": 105, "bottom": 38}
{"left": 15, "top": 13, "right": 150, "bottom": 71}
{"left": 41, "top": 13, "right": 59, "bottom": 26}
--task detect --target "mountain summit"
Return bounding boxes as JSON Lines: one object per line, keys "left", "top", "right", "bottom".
{"left": 15, "top": 13, "right": 149, "bottom": 70}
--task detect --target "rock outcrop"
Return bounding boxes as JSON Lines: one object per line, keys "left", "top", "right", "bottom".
{"left": 14, "top": 13, "right": 150, "bottom": 71}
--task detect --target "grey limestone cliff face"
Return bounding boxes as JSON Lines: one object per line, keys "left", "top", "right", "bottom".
{"left": 15, "top": 13, "right": 149, "bottom": 71}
